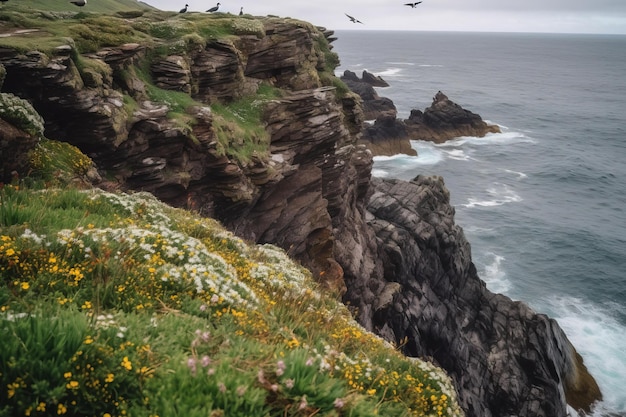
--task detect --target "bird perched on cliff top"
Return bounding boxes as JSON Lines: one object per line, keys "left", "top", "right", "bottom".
{"left": 179, "top": 4, "right": 188, "bottom": 13}
{"left": 239, "top": 6, "right": 243, "bottom": 16}
{"left": 345, "top": 13, "right": 363, "bottom": 24}
{"left": 404, "top": 2, "right": 422, "bottom": 7}
{"left": 206, "top": 2, "right": 220, "bottom": 12}
{"left": 70, "top": 0, "right": 86, "bottom": 6}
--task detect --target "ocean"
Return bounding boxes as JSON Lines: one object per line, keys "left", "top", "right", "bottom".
{"left": 332, "top": 30, "right": 626, "bottom": 416}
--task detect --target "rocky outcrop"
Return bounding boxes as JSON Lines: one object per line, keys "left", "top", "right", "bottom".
{"left": 360, "top": 91, "right": 502, "bottom": 153}
{"left": 0, "top": 16, "right": 601, "bottom": 417}
{"left": 404, "top": 91, "right": 501, "bottom": 143}
{"left": 362, "top": 114, "right": 416, "bottom": 156}
{"left": 341, "top": 69, "right": 502, "bottom": 155}
{"left": 340, "top": 70, "right": 396, "bottom": 120}
{"left": 350, "top": 175, "right": 602, "bottom": 417}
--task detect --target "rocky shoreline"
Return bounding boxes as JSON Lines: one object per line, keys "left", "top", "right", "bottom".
{"left": 0, "top": 17, "right": 601, "bottom": 416}
{"left": 341, "top": 70, "right": 501, "bottom": 156}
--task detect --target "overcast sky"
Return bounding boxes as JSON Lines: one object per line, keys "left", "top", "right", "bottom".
{"left": 142, "top": 0, "right": 626, "bottom": 34}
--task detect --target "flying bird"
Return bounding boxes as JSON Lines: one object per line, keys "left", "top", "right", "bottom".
{"left": 404, "top": 2, "right": 422, "bottom": 7}
{"left": 179, "top": 4, "right": 188, "bottom": 13}
{"left": 70, "top": 0, "right": 86, "bottom": 6}
{"left": 206, "top": 2, "right": 220, "bottom": 12}
{"left": 345, "top": 13, "right": 363, "bottom": 24}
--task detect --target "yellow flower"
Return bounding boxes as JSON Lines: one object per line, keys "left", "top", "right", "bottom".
{"left": 84, "top": 336, "right": 94, "bottom": 345}
{"left": 121, "top": 356, "right": 132, "bottom": 371}
{"left": 37, "top": 402, "right": 46, "bottom": 412}
{"left": 57, "top": 403, "right": 67, "bottom": 415}
{"left": 366, "top": 388, "right": 377, "bottom": 396}
{"left": 81, "top": 301, "right": 92, "bottom": 310}
{"left": 5, "top": 248, "right": 15, "bottom": 256}
{"left": 64, "top": 372, "right": 72, "bottom": 379}
{"left": 20, "top": 282, "right": 29, "bottom": 290}
{"left": 105, "top": 373, "right": 115, "bottom": 383}
{"left": 66, "top": 380, "right": 79, "bottom": 389}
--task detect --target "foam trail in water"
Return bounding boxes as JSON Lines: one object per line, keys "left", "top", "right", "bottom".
{"left": 374, "top": 67, "right": 403, "bottom": 77}
{"left": 461, "top": 183, "right": 522, "bottom": 208}
{"left": 372, "top": 144, "right": 444, "bottom": 179}
{"left": 435, "top": 131, "right": 534, "bottom": 147}
{"left": 543, "top": 296, "right": 626, "bottom": 415}
{"left": 503, "top": 169, "right": 528, "bottom": 179}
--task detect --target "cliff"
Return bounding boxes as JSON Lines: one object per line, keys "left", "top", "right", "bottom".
{"left": 0, "top": 6, "right": 600, "bottom": 417}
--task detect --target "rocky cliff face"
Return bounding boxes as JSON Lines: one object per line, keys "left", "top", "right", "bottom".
{"left": 0, "top": 15, "right": 600, "bottom": 417}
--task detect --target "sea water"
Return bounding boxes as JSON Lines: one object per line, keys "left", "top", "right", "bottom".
{"left": 333, "top": 30, "right": 626, "bottom": 415}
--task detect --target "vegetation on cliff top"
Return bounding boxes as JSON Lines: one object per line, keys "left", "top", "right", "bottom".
{"left": 0, "top": 180, "right": 463, "bottom": 417}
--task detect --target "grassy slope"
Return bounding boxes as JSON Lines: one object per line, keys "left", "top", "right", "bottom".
{"left": 0, "top": 0, "right": 157, "bottom": 13}
{"left": 0, "top": 182, "right": 463, "bottom": 417}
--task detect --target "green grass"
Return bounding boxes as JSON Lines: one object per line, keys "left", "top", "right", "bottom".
{"left": 0, "top": 0, "right": 155, "bottom": 14}
{"left": 211, "top": 84, "right": 282, "bottom": 163}
{"left": 0, "top": 183, "right": 464, "bottom": 417}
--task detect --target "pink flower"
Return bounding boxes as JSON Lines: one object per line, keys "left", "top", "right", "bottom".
{"left": 284, "top": 378, "right": 295, "bottom": 389}
{"left": 187, "top": 357, "right": 197, "bottom": 375}
{"left": 218, "top": 382, "right": 227, "bottom": 393}
{"left": 257, "top": 369, "right": 266, "bottom": 384}
{"left": 201, "top": 355, "right": 211, "bottom": 367}
{"left": 298, "top": 396, "right": 308, "bottom": 410}
{"left": 334, "top": 398, "right": 345, "bottom": 409}
{"left": 305, "top": 357, "right": 315, "bottom": 366}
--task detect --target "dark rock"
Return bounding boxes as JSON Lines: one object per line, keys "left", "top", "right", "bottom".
{"left": 361, "top": 70, "right": 389, "bottom": 87}
{"left": 340, "top": 70, "right": 396, "bottom": 120}
{"left": 361, "top": 115, "right": 416, "bottom": 156}
{"left": 0, "top": 118, "right": 38, "bottom": 183}
{"left": 350, "top": 175, "right": 601, "bottom": 417}
{"left": 404, "top": 91, "right": 501, "bottom": 143}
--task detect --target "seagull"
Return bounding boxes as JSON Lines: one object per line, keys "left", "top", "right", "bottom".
{"left": 179, "top": 4, "right": 188, "bottom": 13}
{"left": 404, "top": 2, "right": 422, "bottom": 7}
{"left": 70, "top": 0, "right": 86, "bottom": 6}
{"left": 239, "top": 6, "right": 243, "bottom": 16}
{"left": 345, "top": 13, "right": 363, "bottom": 24}
{"left": 206, "top": 2, "right": 220, "bottom": 12}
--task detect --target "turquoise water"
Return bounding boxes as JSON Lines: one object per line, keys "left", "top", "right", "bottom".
{"left": 334, "top": 30, "right": 626, "bottom": 415}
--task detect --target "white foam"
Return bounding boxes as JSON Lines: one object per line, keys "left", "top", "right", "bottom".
{"left": 435, "top": 130, "right": 535, "bottom": 147}
{"left": 503, "top": 168, "right": 528, "bottom": 179}
{"left": 442, "top": 148, "right": 472, "bottom": 161}
{"left": 371, "top": 168, "right": 389, "bottom": 178}
{"left": 387, "top": 61, "right": 415, "bottom": 66}
{"left": 543, "top": 296, "right": 626, "bottom": 414}
{"left": 478, "top": 252, "right": 511, "bottom": 293}
{"left": 374, "top": 67, "right": 403, "bottom": 77}
{"left": 461, "top": 182, "right": 522, "bottom": 208}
